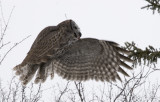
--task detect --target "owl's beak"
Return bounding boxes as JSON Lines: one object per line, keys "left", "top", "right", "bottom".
{"left": 78, "top": 32, "right": 81, "bottom": 40}
{"left": 77, "top": 36, "right": 80, "bottom": 40}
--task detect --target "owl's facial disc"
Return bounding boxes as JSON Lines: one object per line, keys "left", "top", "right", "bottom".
{"left": 70, "top": 20, "right": 81, "bottom": 39}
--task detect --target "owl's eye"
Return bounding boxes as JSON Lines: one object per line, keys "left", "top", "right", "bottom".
{"left": 74, "top": 32, "right": 77, "bottom": 37}
{"left": 74, "top": 26, "right": 77, "bottom": 29}
{"left": 79, "top": 32, "right": 82, "bottom": 37}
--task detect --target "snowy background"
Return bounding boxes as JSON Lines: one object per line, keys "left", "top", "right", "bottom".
{"left": 0, "top": 0, "right": 160, "bottom": 101}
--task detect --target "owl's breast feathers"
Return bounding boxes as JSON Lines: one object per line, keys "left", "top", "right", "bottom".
{"left": 20, "top": 26, "right": 69, "bottom": 66}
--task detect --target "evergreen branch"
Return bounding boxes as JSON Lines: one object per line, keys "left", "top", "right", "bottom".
{"left": 142, "top": 0, "right": 160, "bottom": 14}
{"left": 124, "top": 42, "right": 160, "bottom": 67}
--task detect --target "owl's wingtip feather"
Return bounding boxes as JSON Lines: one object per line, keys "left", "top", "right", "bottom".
{"left": 118, "top": 67, "right": 130, "bottom": 77}
{"left": 116, "top": 47, "right": 131, "bottom": 55}
{"left": 120, "top": 60, "right": 133, "bottom": 70}
{"left": 119, "top": 54, "right": 133, "bottom": 63}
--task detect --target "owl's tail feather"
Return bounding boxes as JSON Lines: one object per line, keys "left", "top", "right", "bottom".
{"left": 13, "top": 64, "right": 39, "bottom": 85}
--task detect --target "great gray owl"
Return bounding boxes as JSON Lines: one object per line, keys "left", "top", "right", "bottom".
{"left": 13, "top": 20, "right": 133, "bottom": 85}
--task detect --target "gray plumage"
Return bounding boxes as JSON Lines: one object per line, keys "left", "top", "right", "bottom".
{"left": 13, "top": 20, "right": 133, "bottom": 85}
{"left": 52, "top": 38, "right": 133, "bottom": 82}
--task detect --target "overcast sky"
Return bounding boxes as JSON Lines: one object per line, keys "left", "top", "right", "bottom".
{"left": 0, "top": 0, "right": 160, "bottom": 101}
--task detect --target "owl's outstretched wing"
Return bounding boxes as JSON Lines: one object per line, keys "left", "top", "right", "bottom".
{"left": 52, "top": 38, "right": 133, "bottom": 82}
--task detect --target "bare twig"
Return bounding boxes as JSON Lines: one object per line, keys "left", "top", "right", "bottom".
{"left": 0, "top": 0, "right": 6, "bottom": 25}
{"left": 0, "top": 41, "right": 11, "bottom": 49}
{"left": 31, "top": 83, "right": 42, "bottom": 102}
{"left": 74, "top": 81, "right": 86, "bottom": 102}
{"left": 21, "top": 85, "right": 26, "bottom": 102}
{"left": 0, "top": 35, "right": 31, "bottom": 65}
{"left": 141, "top": 0, "right": 160, "bottom": 14}
{"left": 150, "top": 85, "right": 160, "bottom": 102}
{"left": 0, "top": 5, "right": 15, "bottom": 44}
{"left": 6, "top": 76, "right": 16, "bottom": 102}
{"left": 12, "top": 80, "right": 20, "bottom": 102}
{"left": 57, "top": 81, "right": 70, "bottom": 102}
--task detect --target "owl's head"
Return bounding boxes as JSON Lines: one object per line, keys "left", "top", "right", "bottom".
{"left": 58, "top": 20, "right": 82, "bottom": 41}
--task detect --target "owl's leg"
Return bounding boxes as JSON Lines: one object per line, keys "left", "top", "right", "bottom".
{"left": 34, "top": 62, "right": 54, "bottom": 84}
{"left": 34, "top": 63, "right": 46, "bottom": 84}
